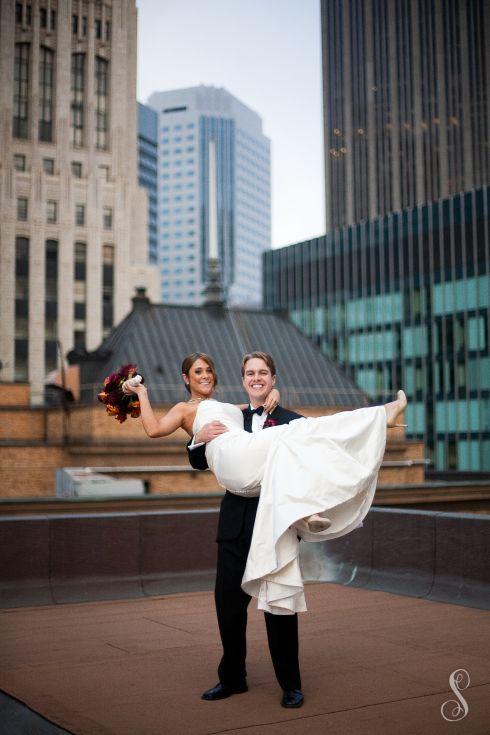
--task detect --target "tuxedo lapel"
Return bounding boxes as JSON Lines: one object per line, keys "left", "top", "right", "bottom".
{"left": 242, "top": 408, "right": 253, "bottom": 433}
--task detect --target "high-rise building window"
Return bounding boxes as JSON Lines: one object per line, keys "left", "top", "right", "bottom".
{"left": 26, "top": 4, "right": 31, "bottom": 25}
{"left": 95, "top": 18, "right": 102, "bottom": 39}
{"left": 75, "top": 204, "right": 85, "bottom": 226}
{"left": 95, "top": 57, "right": 109, "bottom": 149}
{"left": 17, "top": 197, "right": 28, "bottom": 221}
{"left": 45, "top": 240, "right": 58, "bottom": 372}
{"left": 105, "top": 21, "right": 111, "bottom": 41}
{"left": 42, "top": 157, "right": 54, "bottom": 174}
{"left": 13, "top": 43, "right": 30, "bottom": 139}
{"left": 47, "top": 200, "right": 57, "bottom": 223}
{"left": 14, "top": 153, "right": 26, "bottom": 171}
{"left": 39, "top": 46, "right": 54, "bottom": 142}
{"left": 102, "top": 244, "right": 114, "bottom": 334}
{"left": 74, "top": 241, "right": 87, "bottom": 348}
{"left": 74, "top": 241, "right": 87, "bottom": 282}
{"left": 71, "top": 53, "right": 85, "bottom": 147}
{"left": 71, "top": 161, "right": 82, "bottom": 178}
{"left": 15, "top": 236, "right": 29, "bottom": 381}
{"left": 98, "top": 164, "right": 110, "bottom": 181}
{"left": 103, "top": 206, "right": 112, "bottom": 229}
{"left": 50, "top": 9, "right": 56, "bottom": 30}
{"left": 15, "top": 3, "right": 23, "bottom": 24}
{"left": 40, "top": 7, "right": 47, "bottom": 28}
{"left": 72, "top": 14, "right": 78, "bottom": 35}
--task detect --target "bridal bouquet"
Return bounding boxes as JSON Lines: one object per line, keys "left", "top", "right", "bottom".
{"left": 97, "top": 364, "right": 144, "bottom": 423}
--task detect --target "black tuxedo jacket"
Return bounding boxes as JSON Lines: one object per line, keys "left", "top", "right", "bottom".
{"left": 186, "top": 404, "right": 303, "bottom": 542}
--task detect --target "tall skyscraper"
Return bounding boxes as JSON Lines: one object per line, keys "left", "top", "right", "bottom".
{"left": 147, "top": 85, "right": 271, "bottom": 306}
{"left": 321, "top": 0, "right": 490, "bottom": 230}
{"left": 137, "top": 102, "right": 158, "bottom": 266}
{"left": 0, "top": 0, "right": 158, "bottom": 403}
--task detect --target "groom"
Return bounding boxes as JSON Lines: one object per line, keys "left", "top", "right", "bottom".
{"left": 187, "top": 351, "right": 304, "bottom": 708}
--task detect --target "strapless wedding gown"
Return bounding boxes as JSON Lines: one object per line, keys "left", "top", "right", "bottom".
{"left": 193, "top": 399, "right": 386, "bottom": 615}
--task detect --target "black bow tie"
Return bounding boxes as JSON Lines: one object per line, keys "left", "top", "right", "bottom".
{"left": 245, "top": 406, "right": 264, "bottom": 417}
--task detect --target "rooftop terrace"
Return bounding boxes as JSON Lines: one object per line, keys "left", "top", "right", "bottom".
{"left": 1, "top": 583, "right": 489, "bottom": 735}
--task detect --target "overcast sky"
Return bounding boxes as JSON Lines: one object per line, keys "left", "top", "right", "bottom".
{"left": 136, "top": 0, "right": 325, "bottom": 249}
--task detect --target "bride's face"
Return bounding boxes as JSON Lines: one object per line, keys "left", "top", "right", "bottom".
{"left": 185, "top": 358, "right": 215, "bottom": 397}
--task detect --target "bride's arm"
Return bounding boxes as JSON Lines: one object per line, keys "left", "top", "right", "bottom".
{"left": 130, "top": 384, "right": 186, "bottom": 438}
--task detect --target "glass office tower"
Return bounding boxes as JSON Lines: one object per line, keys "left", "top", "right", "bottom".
{"left": 147, "top": 86, "right": 271, "bottom": 306}
{"left": 321, "top": 0, "right": 490, "bottom": 231}
{"left": 138, "top": 102, "right": 159, "bottom": 266}
{"left": 263, "top": 187, "right": 490, "bottom": 471}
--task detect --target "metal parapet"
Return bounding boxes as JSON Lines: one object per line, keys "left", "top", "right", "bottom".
{"left": 0, "top": 507, "right": 488, "bottom": 610}
{"left": 309, "top": 507, "right": 490, "bottom": 610}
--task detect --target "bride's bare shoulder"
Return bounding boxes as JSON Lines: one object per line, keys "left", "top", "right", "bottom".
{"left": 172, "top": 401, "right": 194, "bottom": 413}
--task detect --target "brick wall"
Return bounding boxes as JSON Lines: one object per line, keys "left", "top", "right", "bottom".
{"left": 0, "top": 392, "right": 419, "bottom": 497}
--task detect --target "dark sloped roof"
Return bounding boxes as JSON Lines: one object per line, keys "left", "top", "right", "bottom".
{"left": 74, "top": 299, "right": 368, "bottom": 407}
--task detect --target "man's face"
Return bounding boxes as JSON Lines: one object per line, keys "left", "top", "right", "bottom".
{"left": 242, "top": 357, "right": 276, "bottom": 407}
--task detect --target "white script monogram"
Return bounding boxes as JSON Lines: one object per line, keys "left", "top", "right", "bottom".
{"left": 440, "top": 669, "right": 470, "bottom": 722}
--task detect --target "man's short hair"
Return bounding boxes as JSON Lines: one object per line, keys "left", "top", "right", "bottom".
{"left": 241, "top": 351, "right": 276, "bottom": 377}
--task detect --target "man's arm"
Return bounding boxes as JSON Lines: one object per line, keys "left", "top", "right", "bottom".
{"left": 186, "top": 420, "right": 228, "bottom": 471}
{"left": 186, "top": 440, "right": 209, "bottom": 470}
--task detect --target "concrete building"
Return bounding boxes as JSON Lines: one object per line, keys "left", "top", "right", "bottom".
{"left": 263, "top": 187, "right": 490, "bottom": 472}
{"left": 147, "top": 85, "right": 271, "bottom": 307}
{"left": 137, "top": 101, "right": 158, "bottom": 266}
{"left": 0, "top": 0, "right": 158, "bottom": 404}
{"left": 321, "top": 0, "right": 490, "bottom": 230}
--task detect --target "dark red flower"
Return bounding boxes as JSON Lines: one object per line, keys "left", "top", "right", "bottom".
{"left": 263, "top": 417, "right": 278, "bottom": 428}
{"left": 98, "top": 365, "right": 144, "bottom": 423}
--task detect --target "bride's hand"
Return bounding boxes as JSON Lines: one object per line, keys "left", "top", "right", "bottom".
{"left": 122, "top": 375, "right": 145, "bottom": 395}
{"left": 263, "top": 387, "right": 280, "bottom": 414}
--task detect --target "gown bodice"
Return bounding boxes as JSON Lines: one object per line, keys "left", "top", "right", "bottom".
{"left": 192, "top": 399, "right": 244, "bottom": 435}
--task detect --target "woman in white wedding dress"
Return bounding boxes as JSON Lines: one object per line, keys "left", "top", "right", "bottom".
{"left": 124, "top": 352, "right": 407, "bottom": 615}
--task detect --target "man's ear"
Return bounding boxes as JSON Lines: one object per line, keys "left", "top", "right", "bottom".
{"left": 271, "top": 374, "right": 276, "bottom": 386}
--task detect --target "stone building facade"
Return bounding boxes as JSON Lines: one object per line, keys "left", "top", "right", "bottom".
{"left": 0, "top": 0, "right": 158, "bottom": 404}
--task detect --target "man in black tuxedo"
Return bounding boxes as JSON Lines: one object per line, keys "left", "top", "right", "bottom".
{"left": 187, "top": 351, "right": 304, "bottom": 708}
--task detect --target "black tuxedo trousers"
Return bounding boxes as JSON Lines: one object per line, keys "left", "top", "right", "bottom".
{"left": 214, "top": 410, "right": 302, "bottom": 691}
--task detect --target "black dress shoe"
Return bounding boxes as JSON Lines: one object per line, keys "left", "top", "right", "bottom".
{"left": 281, "top": 689, "right": 304, "bottom": 708}
{"left": 201, "top": 682, "right": 248, "bottom": 701}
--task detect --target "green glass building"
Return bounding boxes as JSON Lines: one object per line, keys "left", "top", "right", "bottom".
{"left": 263, "top": 187, "right": 490, "bottom": 472}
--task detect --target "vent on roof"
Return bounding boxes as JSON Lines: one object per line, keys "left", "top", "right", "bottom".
{"left": 132, "top": 286, "right": 150, "bottom": 308}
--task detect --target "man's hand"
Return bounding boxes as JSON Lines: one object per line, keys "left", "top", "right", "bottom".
{"left": 263, "top": 387, "right": 280, "bottom": 414}
{"left": 195, "top": 421, "right": 229, "bottom": 444}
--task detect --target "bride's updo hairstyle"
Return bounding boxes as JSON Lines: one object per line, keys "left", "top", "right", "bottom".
{"left": 181, "top": 352, "right": 219, "bottom": 393}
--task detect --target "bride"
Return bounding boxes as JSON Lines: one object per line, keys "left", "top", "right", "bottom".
{"left": 124, "top": 352, "right": 407, "bottom": 614}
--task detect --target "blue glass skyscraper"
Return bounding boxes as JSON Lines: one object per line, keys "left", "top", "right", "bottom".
{"left": 263, "top": 188, "right": 490, "bottom": 472}
{"left": 137, "top": 102, "right": 158, "bottom": 265}
{"left": 147, "top": 86, "right": 271, "bottom": 306}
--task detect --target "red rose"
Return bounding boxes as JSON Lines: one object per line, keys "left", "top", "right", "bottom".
{"left": 263, "top": 417, "right": 278, "bottom": 428}
{"left": 98, "top": 365, "right": 144, "bottom": 423}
